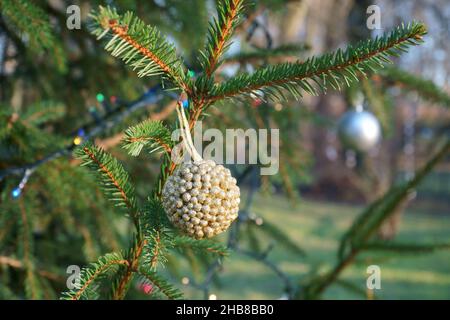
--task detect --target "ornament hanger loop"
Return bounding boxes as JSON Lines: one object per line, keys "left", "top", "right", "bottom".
{"left": 176, "top": 100, "right": 202, "bottom": 163}
{"left": 353, "top": 91, "right": 365, "bottom": 112}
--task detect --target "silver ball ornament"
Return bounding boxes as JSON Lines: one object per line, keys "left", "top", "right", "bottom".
{"left": 338, "top": 110, "right": 381, "bottom": 152}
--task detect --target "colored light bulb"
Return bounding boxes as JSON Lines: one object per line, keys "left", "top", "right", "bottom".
{"left": 96, "top": 93, "right": 105, "bottom": 103}
{"left": 12, "top": 187, "right": 21, "bottom": 198}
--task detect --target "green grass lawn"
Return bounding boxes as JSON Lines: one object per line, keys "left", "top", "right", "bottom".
{"left": 180, "top": 192, "right": 450, "bottom": 300}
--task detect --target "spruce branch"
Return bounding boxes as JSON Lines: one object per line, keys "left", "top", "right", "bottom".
{"left": 223, "top": 43, "right": 310, "bottom": 64}
{"left": 21, "top": 101, "right": 66, "bottom": 126}
{"left": 206, "top": 22, "right": 427, "bottom": 103}
{"left": 334, "top": 279, "right": 368, "bottom": 298}
{"left": 254, "top": 219, "right": 306, "bottom": 257}
{"left": 112, "top": 238, "right": 146, "bottom": 300}
{"left": 142, "top": 199, "right": 172, "bottom": 270}
{"left": 61, "top": 252, "right": 129, "bottom": 300}
{"left": 361, "top": 241, "right": 450, "bottom": 254}
{"left": 143, "top": 198, "right": 173, "bottom": 230}
{"left": 75, "top": 144, "right": 140, "bottom": 228}
{"left": 138, "top": 267, "right": 183, "bottom": 299}
{"left": 340, "top": 139, "right": 450, "bottom": 259}
{"left": 172, "top": 235, "right": 229, "bottom": 256}
{"left": 145, "top": 230, "right": 166, "bottom": 270}
{"left": 90, "top": 6, "right": 190, "bottom": 92}
{"left": 380, "top": 67, "right": 450, "bottom": 107}
{"left": 0, "top": 0, "right": 67, "bottom": 71}
{"left": 0, "top": 87, "right": 166, "bottom": 181}
{"left": 122, "top": 119, "right": 173, "bottom": 156}
{"left": 235, "top": 246, "right": 295, "bottom": 296}
{"left": 18, "top": 199, "right": 42, "bottom": 299}
{"left": 299, "top": 139, "right": 450, "bottom": 299}
{"left": 200, "top": 0, "right": 245, "bottom": 77}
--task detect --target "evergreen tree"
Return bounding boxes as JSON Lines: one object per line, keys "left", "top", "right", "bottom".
{"left": 0, "top": 0, "right": 449, "bottom": 300}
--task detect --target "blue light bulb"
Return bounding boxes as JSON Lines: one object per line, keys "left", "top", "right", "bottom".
{"left": 12, "top": 187, "right": 21, "bottom": 198}
{"left": 77, "top": 128, "right": 86, "bottom": 137}
{"left": 182, "top": 99, "right": 189, "bottom": 108}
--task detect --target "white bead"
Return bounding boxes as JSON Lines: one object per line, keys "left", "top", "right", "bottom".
{"left": 203, "top": 182, "right": 212, "bottom": 189}
{"left": 196, "top": 230, "right": 204, "bottom": 238}
{"left": 211, "top": 186, "right": 220, "bottom": 195}
{"left": 197, "top": 193, "right": 206, "bottom": 202}
{"left": 193, "top": 181, "right": 202, "bottom": 188}
{"left": 182, "top": 193, "right": 191, "bottom": 202}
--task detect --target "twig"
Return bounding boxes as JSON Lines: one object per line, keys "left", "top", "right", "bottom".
{"left": 0, "top": 255, "right": 63, "bottom": 282}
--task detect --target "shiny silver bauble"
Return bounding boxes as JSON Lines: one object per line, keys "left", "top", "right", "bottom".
{"left": 337, "top": 110, "right": 381, "bottom": 152}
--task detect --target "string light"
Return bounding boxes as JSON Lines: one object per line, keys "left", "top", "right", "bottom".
{"left": 252, "top": 98, "right": 262, "bottom": 108}
{"left": 182, "top": 99, "right": 189, "bottom": 108}
{"left": 89, "top": 106, "right": 101, "bottom": 123}
{"left": 73, "top": 129, "right": 86, "bottom": 146}
{"left": 255, "top": 217, "right": 264, "bottom": 225}
{"left": 96, "top": 93, "right": 105, "bottom": 103}
{"left": 0, "top": 85, "right": 169, "bottom": 182}
{"left": 11, "top": 187, "right": 21, "bottom": 198}
{"left": 11, "top": 169, "right": 34, "bottom": 199}
{"left": 181, "top": 277, "right": 190, "bottom": 285}
{"left": 73, "top": 136, "right": 83, "bottom": 146}
{"left": 188, "top": 69, "right": 195, "bottom": 78}
{"left": 208, "top": 294, "right": 217, "bottom": 300}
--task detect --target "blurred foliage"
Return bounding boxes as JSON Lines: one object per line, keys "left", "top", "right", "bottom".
{"left": 0, "top": 0, "right": 448, "bottom": 300}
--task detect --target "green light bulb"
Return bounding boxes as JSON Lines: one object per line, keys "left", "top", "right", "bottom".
{"left": 96, "top": 93, "right": 105, "bottom": 102}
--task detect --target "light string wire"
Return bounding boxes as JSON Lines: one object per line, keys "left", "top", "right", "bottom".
{"left": 1, "top": 84, "right": 179, "bottom": 198}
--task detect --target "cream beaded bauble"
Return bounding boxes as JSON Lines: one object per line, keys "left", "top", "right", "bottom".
{"left": 162, "top": 103, "right": 240, "bottom": 239}
{"left": 162, "top": 160, "right": 240, "bottom": 239}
